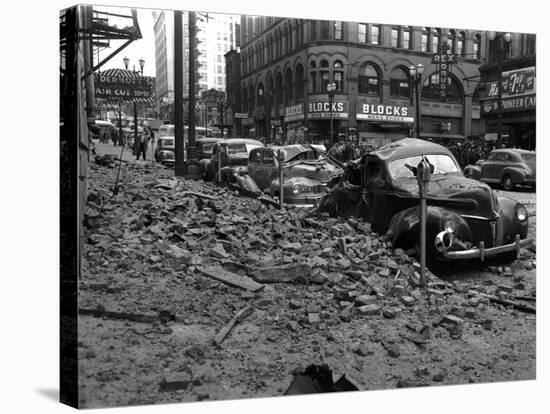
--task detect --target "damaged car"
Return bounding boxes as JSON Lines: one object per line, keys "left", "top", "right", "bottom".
{"left": 319, "top": 138, "right": 533, "bottom": 270}
{"left": 202, "top": 138, "right": 264, "bottom": 181}
{"left": 229, "top": 144, "right": 343, "bottom": 207}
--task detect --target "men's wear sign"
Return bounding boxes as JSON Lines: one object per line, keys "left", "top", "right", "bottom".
{"left": 356, "top": 103, "right": 414, "bottom": 123}
{"left": 307, "top": 101, "right": 348, "bottom": 119}
{"left": 284, "top": 104, "right": 305, "bottom": 122}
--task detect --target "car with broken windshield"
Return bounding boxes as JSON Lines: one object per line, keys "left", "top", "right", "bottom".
{"left": 202, "top": 138, "right": 264, "bottom": 181}
{"left": 319, "top": 138, "right": 533, "bottom": 271}
{"left": 245, "top": 144, "right": 342, "bottom": 207}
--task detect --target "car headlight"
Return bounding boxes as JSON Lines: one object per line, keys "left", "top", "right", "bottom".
{"left": 515, "top": 205, "right": 528, "bottom": 222}
{"left": 291, "top": 183, "right": 303, "bottom": 194}
{"left": 442, "top": 218, "right": 456, "bottom": 233}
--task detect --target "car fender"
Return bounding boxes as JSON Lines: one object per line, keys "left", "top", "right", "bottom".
{"left": 501, "top": 166, "right": 527, "bottom": 184}
{"left": 497, "top": 196, "right": 529, "bottom": 240}
{"left": 388, "top": 206, "right": 472, "bottom": 252}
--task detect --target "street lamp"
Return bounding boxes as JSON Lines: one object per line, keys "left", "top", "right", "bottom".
{"left": 123, "top": 57, "right": 145, "bottom": 159}
{"left": 488, "top": 31, "right": 511, "bottom": 148}
{"left": 327, "top": 82, "right": 336, "bottom": 146}
{"left": 409, "top": 63, "right": 424, "bottom": 139}
{"left": 258, "top": 86, "right": 272, "bottom": 143}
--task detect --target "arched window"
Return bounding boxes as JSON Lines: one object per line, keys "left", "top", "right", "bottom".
{"left": 257, "top": 83, "right": 265, "bottom": 107}
{"left": 422, "top": 73, "right": 463, "bottom": 103}
{"left": 309, "top": 61, "right": 317, "bottom": 93}
{"left": 390, "top": 67, "right": 410, "bottom": 98}
{"left": 275, "top": 73, "right": 283, "bottom": 106}
{"left": 457, "top": 31, "right": 465, "bottom": 56}
{"left": 358, "top": 63, "right": 380, "bottom": 95}
{"left": 248, "top": 84, "right": 254, "bottom": 110}
{"left": 320, "top": 59, "right": 330, "bottom": 92}
{"left": 242, "top": 87, "right": 248, "bottom": 112}
{"left": 284, "top": 69, "right": 293, "bottom": 104}
{"left": 473, "top": 33, "right": 481, "bottom": 59}
{"left": 295, "top": 64, "right": 305, "bottom": 99}
{"left": 334, "top": 60, "right": 344, "bottom": 92}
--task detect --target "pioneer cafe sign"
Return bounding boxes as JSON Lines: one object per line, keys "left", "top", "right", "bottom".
{"left": 432, "top": 45, "right": 456, "bottom": 101}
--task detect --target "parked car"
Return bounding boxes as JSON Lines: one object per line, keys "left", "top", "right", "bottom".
{"left": 158, "top": 124, "right": 175, "bottom": 138}
{"left": 202, "top": 138, "right": 264, "bottom": 181}
{"left": 245, "top": 144, "right": 342, "bottom": 207}
{"left": 197, "top": 137, "right": 224, "bottom": 176}
{"left": 319, "top": 138, "right": 533, "bottom": 271}
{"left": 154, "top": 136, "right": 175, "bottom": 166}
{"left": 91, "top": 120, "right": 117, "bottom": 143}
{"left": 463, "top": 148, "right": 536, "bottom": 191}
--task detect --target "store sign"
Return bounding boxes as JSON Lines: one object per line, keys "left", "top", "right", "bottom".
{"left": 432, "top": 45, "right": 456, "bottom": 101}
{"left": 481, "top": 94, "right": 536, "bottom": 114}
{"left": 284, "top": 104, "right": 305, "bottom": 122}
{"left": 356, "top": 103, "right": 414, "bottom": 123}
{"left": 307, "top": 101, "right": 348, "bottom": 119}
{"left": 480, "top": 67, "right": 536, "bottom": 100}
{"left": 94, "top": 73, "right": 155, "bottom": 104}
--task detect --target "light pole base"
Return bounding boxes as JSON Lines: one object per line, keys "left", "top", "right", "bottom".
{"left": 175, "top": 159, "right": 201, "bottom": 179}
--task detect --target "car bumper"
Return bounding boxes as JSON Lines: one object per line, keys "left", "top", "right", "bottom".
{"left": 442, "top": 234, "right": 534, "bottom": 261}
{"left": 284, "top": 193, "right": 324, "bottom": 208}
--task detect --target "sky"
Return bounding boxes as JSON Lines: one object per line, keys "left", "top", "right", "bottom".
{"left": 96, "top": 6, "right": 157, "bottom": 76}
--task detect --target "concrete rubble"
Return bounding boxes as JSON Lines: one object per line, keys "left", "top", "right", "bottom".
{"left": 77, "top": 158, "right": 537, "bottom": 407}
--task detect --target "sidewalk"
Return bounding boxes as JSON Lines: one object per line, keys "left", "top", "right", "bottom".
{"left": 93, "top": 139, "right": 156, "bottom": 165}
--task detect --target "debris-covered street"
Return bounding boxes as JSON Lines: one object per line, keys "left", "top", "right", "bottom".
{"left": 78, "top": 143, "right": 536, "bottom": 408}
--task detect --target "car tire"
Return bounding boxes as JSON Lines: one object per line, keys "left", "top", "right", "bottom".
{"left": 501, "top": 175, "right": 514, "bottom": 191}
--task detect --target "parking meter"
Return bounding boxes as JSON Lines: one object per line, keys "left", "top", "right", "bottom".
{"left": 278, "top": 149, "right": 285, "bottom": 210}
{"left": 416, "top": 156, "right": 432, "bottom": 288}
{"left": 416, "top": 156, "right": 432, "bottom": 198}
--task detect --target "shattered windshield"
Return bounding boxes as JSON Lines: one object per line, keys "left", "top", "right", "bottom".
{"left": 388, "top": 154, "right": 460, "bottom": 179}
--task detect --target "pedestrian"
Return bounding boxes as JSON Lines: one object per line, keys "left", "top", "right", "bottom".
{"left": 133, "top": 132, "right": 143, "bottom": 160}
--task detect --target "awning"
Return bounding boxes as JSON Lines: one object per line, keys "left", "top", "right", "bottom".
{"left": 420, "top": 133, "right": 465, "bottom": 140}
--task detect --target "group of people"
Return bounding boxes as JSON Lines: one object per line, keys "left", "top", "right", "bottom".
{"left": 447, "top": 140, "right": 496, "bottom": 168}
{"left": 132, "top": 125, "right": 155, "bottom": 161}
{"left": 328, "top": 140, "right": 375, "bottom": 163}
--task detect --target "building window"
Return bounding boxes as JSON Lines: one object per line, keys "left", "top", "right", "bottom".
{"left": 358, "top": 23, "right": 367, "bottom": 43}
{"left": 390, "top": 67, "right": 410, "bottom": 98}
{"left": 457, "top": 31, "right": 465, "bottom": 56}
{"left": 309, "top": 61, "right": 317, "bottom": 94}
{"left": 391, "top": 28, "right": 399, "bottom": 48}
{"left": 358, "top": 63, "right": 380, "bottom": 95}
{"left": 334, "top": 60, "right": 344, "bottom": 91}
{"left": 447, "top": 30, "right": 456, "bottom": 53}
{"left": 421, "top": 28, "right": 429, "bottom": 52}
{"left": 473, "top": 33, "right": 481, "bottom": 59}
{"left": 371, "top": 25, "right": 380, "bottom": 45}
{"left": 403, "top": 28, "right": 411, "bottom": 49}
{"left": 320, "top": 21, "right": 330, "bottom": 40}
{"left": 310, "top": 21, "right": 317, "bottom": 41}
{"left": 422, "top": 73, "right": 463, "bottom": 103}
{"left": 432, "top": 28, "right": 441, "bottom": 52}
{"left": 334, "top": 22, "right": 343, "bottom": 40}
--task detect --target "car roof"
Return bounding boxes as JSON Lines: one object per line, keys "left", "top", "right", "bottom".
{"left": 219, "top": 139, "right": 263, "bottom": 146}
{"left": 369, "top": 138, "right": 453, "bottom": 161}
{"left": 264, "top": 144, "right": 326, "bottom": 161}
{"left": 492, "top": 148, "right": 535, "bottom": 155}
{"left": 196, "top": 137, "right": 224, "bottom": 143}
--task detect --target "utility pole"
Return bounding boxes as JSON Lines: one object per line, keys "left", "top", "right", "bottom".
{"left": 174, "top": 10, "right": 185, "bottom": 176}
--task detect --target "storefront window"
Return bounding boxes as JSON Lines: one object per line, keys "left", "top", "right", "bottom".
{"left": 358, "top": 63, "right": 380, "bottom": 95}
{"left": 390, "top": 67, "right": 410, "bottom": 98}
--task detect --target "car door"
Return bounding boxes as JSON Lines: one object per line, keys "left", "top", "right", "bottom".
{"left": 247, "top": 149, "right": 263, "bottom": 187}
{"left": 364, "top": 160, "right": 395, "bottom": 232}
{"left": 481, "top": 152, "right": 504, "bottom": 182}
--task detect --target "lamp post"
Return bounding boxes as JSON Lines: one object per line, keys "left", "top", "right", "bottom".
{"left": 123, "top": 56, "right": 145, "bottom": 157}
{"left": 327, "top": 82, "right": 336, "bottom": 146}
{"left": 409, "top": 63, "right": 424, "bottom": 139}
{"left": 488, "top": 31, "right": 511, "bottom": 148}
{"left": 258, "top": 86, "right": 272, "bottom": 143}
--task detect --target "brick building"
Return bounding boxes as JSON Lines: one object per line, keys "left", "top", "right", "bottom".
{"left": 237, "top": 17, "right": 487, "bottom": 147}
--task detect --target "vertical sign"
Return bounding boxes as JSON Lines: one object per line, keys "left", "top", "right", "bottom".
{"left": 432, "top": 44, "right": 456, "bottom": 102}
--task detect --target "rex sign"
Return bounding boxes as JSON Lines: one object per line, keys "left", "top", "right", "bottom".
{"left": 356, "top": 103, "right": 414, "bottom": 123}
{"left": 432, "top": 45, "right": 456, "bottom": 101}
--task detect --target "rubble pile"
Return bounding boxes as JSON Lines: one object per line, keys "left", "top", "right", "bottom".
{"left": 77, "top": 160, "right": 536, "bottom": 407}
